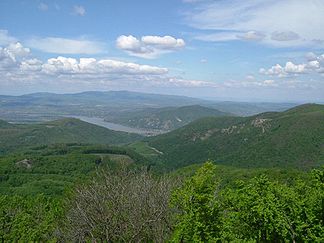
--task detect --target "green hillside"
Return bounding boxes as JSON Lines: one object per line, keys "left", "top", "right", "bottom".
{"left": 0, "top": 118, "right": 142, "bottom": 154}
{"left": 0, "top": 120, "right": 14, "bottom": 128}
{"left": 0, "top": 143, "right": 149, "bottom": 196}
{"left": 108, "top": 105, "right": 230, "bottom": 131}
{"left": 148, "top": 104, "right": 324, "bottom": 170}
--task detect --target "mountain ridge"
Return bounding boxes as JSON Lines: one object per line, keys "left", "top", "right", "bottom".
{"left": 148, "top": 103, "right": 324, "bottom": 170}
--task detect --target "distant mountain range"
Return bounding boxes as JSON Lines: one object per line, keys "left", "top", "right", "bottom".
{"left": 148, "top": 104, "right": 324, "bottom": 170}
{"left": 0, "top": 91, "right": 297, "bottom": 122}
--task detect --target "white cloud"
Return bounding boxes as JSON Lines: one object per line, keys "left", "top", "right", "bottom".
{"left": 1, "top": 42, "right": 219, "bottom": 90}
{"left": 285, "top": 61, "right": 306, "bottom": 74}
{"left": 167, "top": 77, "right": 216, "bottom": 87}
{"left": 141, "top": 36, "right": 185, "bottom": 49}
{"left": 72, "top": 5, "right": 86, "bottom": 16}
{"left": 305, "top": 52, "right": 318, "bottom": 61}
{"left": 116, "top": 35, "right": 142, "bottom": 52}
{"left": 237, "top": 31, "right": 265, "bottom": 41}
{"left": 26, "top": 37, "right": 104, "bottom": 54}
{"left": 6, "top": 42, "right": 30, "bottom": 58}
{"left": 0, "top": 44, "right": 218, "bottom": 91}
{"left": 41, "top": 56, "right": 168, "bottom": 75}
{"left": 116, "top": 35, "right": 185, "bottom": 59}
{"left": 38, "top": 3, "right": 48, "bottom": 11}
{"left": 20, "top": 58, "right": 42, "bottom": 71}
{"left": 259, "top": 62, "right": 306, "bottom": 77}
{"left": 200, "top": 58, "right": 207, "bottom": 63}
{"left": 0, "top": 30, "right": 18, "bottom": 45}
{"left": 245, "top": 75, "right": 255, "bottom": 80}
{"left": 185, "top": 0, "right": 324, "bottom": 47}
{"left": 0, "top": 42, "right": 30, "bottom": 69}
{"left": 259, "top": 64, "right": 286, "bottom": 77}
{"left": 262, "top": 79, "right": 276, "bottom": 86}
{"left": 260, "top": 53, "right": 324, "bottom": 78}
{"left": 307, "top": 60, "right": 320, "bottom": 69}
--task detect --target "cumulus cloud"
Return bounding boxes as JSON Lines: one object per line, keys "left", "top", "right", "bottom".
{"left": 307, "top": 60, "right": 320, "bottom": 69}
{"left": 185, "top": 0, "right": 324, "bottom": 47}
{"left": 260, "top": 62, "right": 306, "bottom": 77}
{"left": 26, "top": 37, "right": 104, "bottom": 54}
{"left": 20, "top": 58, "right": 42, "bottom": 71}
{"left": 116, "top": 35, "right": 185, "bottom": 59}
{"left": 285, "top": 62, "right": 306, "bottom": 74}
{"left": 0, "top": 43, "right": 170, "bottom": 89}
{"left": 0, "top": 30, "right": 18, "bottom": 45}
{"left": 0, "top": 42, "right": 220, "bottom": 91}
{"left": 72, "top": 5, "right": 86, "bottom": 16}
{"left": 0, "top": 43, "right": 220, "bottom": 92}
{"left": 41, "top": 56, "right": 168, "bottom": 75}
{"left": 260, "top": 53, "right": 324, "bottom": 78}
{"left": 0, "top": 42, "right": 30, "bottom": 69}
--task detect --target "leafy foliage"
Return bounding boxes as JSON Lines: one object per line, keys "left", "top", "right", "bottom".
{"left": 171, "top": 161, "right": 221, "bottom": 242}
{"left": 171, "top": 162, "right": 324, "bottom": 242}
{"left": 0, "top": 194, "right": 63, "bottom": 242}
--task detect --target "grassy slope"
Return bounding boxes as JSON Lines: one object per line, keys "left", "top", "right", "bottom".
{"left": 148, "top": 104, "right": 324, "bottom": 170}
{"left": 0, "top": 118, "right": 142, "bottom": 154}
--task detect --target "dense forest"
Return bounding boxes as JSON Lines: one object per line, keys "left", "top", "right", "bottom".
{"left": 0, "top": 104, "right": 323, "bottom": 241}
{"left": 1, "top": 161, "right": 323, "bottom": 242}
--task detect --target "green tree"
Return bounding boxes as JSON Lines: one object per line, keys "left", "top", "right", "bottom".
{"left": 171, "top": 161, "right": 221, "bottom": 242}
{"left": 0, "top": 194, "right": 63, "bottom": 242}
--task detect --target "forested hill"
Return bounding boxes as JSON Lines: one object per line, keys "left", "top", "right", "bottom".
{"left": 0, "top": 119, "right": 15, "bottom": 128}
{"left": 148, "top": 104, "right": 324, "bottom": 170}
{"left": 108, "top": 105, "right": 231, "bottom": 131}
{"left": 0, "top": 118, "right": 142, "bottom": 154}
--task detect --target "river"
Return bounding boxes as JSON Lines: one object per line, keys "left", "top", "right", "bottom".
{"left": 69, "top": 116, "right": 162, "bottom": 136}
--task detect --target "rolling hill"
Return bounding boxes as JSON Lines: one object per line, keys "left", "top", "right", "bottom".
{"left": 148, "top": 104, "right": 324, "bottom": 170}
{"left": 108, "top": 105, "right": 231, "bottom": 131}
{"left": 0, "top": 118, "right": 142, "bottom": 154}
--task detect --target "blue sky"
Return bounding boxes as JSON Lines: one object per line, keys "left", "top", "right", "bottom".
{"left": 0, "top": 0, "right": 323, "bottom": 102}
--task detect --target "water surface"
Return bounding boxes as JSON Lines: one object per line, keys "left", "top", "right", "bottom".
{"left": 70, "top": 116, "right": 162, "bottom": 136}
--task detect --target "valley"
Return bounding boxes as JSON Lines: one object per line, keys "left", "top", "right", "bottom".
{"left": 2, "top": 1, "right": 324, "bottom": 240}
{"left": 0, "top": 93, "right": 323, "bottom": 242}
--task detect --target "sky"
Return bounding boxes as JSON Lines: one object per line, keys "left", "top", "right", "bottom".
{"left": 0, "top": 0, "right": 324, "bottom": 102}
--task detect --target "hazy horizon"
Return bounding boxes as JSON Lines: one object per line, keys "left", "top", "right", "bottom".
{"left": 1, "top": 0, "right": 323, "bottom": 102}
